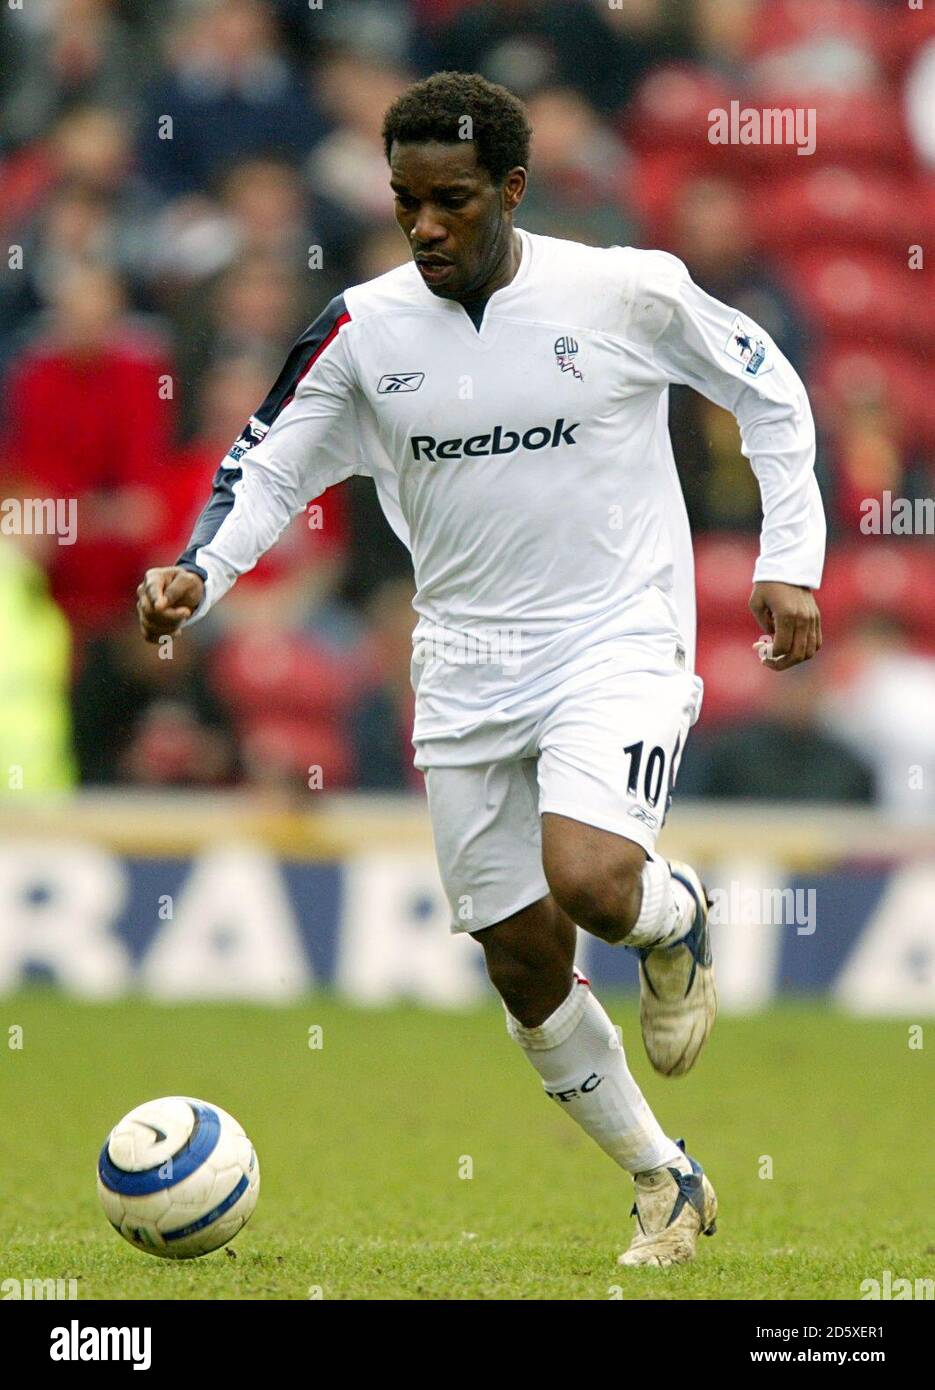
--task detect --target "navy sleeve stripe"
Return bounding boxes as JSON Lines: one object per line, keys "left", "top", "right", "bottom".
{"left": 177, "top": 463, "right": 241, "bottom": 571}
{"left": 177, "top": 294, "right": 351, "bottom": 570}
{"left": 252, "top": 293, "right": 351, "bottom": 428}
{"left": 263, "top": 295, "right": 352, "bottom": 422}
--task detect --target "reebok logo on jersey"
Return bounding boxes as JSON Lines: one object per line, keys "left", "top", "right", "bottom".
{"left": 411, "top": 418, "right": 579, "bottom": 462}
{"left": 378, "top": 372, "right": 425, "bottom": 393}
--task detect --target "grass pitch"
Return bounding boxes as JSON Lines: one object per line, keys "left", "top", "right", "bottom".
{"left": 1, "top": 992, "right": 930, "bottom": 1300}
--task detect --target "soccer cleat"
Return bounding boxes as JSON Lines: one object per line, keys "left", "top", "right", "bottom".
{"left": 638, "top": 860, "right": 717, "bottom": 1077}
{"left": 618, "top": 1141, "right": 717, "bottom": 1268}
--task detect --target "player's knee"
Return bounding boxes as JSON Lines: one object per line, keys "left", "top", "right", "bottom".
{"left": 485, "top": 951, "right": 542, "bottom": 1022}
{"left": 486, "top": 945, "right": 573, "bottom": 1026}
{"left": 477, "top": 906, "right": 575, "bottom": 1027}
{"left": 547, "top": 860, "right": 643, "bottom": 945}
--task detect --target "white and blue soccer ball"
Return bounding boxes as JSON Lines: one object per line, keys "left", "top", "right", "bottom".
{"left": 97, "top": 1097, "right": 259, "bottom": 1259}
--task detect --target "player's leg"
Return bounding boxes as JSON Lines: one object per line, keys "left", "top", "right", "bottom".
{"left": 473, "top": 893, "right": 690, "bottom": 1172}
{"left": 469, "top": 891, "right": 576, "bottom": 1026}
{"left": 537, "top": 663, "right": 716, "bottom": 1079}
{"left": 543, "top": 814, "right": 719, "bottom": 1263}
{"left": 424, "top": 758, "right": 715, "bottom": 1266}
{"left": 474, "top": 894, "right": 715, "bottom": 1266}
{"left": 542, "top": 816, "right": 714, "bottom": 1079}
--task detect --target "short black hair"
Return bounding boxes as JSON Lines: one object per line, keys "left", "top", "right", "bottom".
{"left": 382, "top": 71, "right": 531, "bottom": 185}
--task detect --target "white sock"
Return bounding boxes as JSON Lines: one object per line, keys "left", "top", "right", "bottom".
{"left": 621, "top": 857, "right": 696, "bottom": 950}
{"left": 506, "top": 972, "right": 688, "bottom": 1175}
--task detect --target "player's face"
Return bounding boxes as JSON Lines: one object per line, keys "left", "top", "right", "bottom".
{"left": 389, "top": 141, "right": 525, "bottom": 301}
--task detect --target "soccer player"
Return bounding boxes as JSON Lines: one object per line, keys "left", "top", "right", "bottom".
{"left": 138, "top": 73, "right": 824, "bottom": 1268}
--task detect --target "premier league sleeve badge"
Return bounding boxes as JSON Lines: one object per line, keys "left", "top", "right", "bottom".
{"left": 724, "top": 316, "right": 772, "bottom": 376}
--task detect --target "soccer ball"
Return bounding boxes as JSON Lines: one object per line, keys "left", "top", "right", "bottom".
{"left": 97, "top": 1096, "right": 259, "bottom": 1259}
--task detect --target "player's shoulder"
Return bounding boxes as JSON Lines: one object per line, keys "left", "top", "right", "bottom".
{"left": 283, "top": 265, "right": 424, "bottom": 389}
{"left": 293, "top": 263, "right": 423, "bottom": 352}
{"left": 521, "top": 232, "right": 689, "bottom": 336}
{"left": 341, "top": 260, "right": 426, "bottom": 323}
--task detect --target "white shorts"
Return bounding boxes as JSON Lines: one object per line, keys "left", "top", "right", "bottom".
{"left": 420, "top": 657, "right": 703, "bottom": 934}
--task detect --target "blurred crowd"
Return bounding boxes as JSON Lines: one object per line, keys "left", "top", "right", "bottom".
{"left": 0, "top": 0, "right": 933, "bottom": 814}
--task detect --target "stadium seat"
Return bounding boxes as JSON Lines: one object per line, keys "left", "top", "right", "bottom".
{"left": 777, "top": 251, "right": 934, "bottom": 351}
{"left": 812, "top": 344, "right": 935, "bottom": 452}
{"left": 0, "top": 145, "right": 55, "bottom": 242}
{"left": 753, "top": 168, "right": 918, "bottom": 256}
{"left": 819, "top": 544, "right": 935, "bottom": 644}
{"left": 628, "top": 149, "right": 701, "bottom": 247}
{"left": 732, "top": 90, "right": 905, "bottom": 171}
{"left": 748, "top": 0, "right": 887, "bottom": 65}
{"left": 238, "top": 715, "right": 354, "bottom": 790}
{"left": 693, "top": 535, "right": 761, "bottom": 628}
{"left": 694, "top": 630, "right": 771, "bottom": 726}
{"left": 624, "top": 66, "right": 734, "bottom": 163}
{"left": 883, "top": 5, "right": 933, "bottom": 79}
{"left": 210, "top": 632, "right": 362, "bottom": 722}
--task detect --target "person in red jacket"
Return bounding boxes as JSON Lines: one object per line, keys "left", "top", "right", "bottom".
{"left": 7, "top": 260, "right": 175, "bottom": 638}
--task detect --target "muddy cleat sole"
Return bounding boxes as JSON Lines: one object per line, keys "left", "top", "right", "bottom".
{"left": 618, "top": 1141, "right": 718, "bottom": 1268}
{"left": 638, "top": 860, "right": 717, "bottom": 1077}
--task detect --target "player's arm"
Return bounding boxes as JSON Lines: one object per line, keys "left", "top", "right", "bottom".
{"left": 643, "top": 253, "right": 825, "bottom": 671}
{"left": 138, "top": 295, "right": 360, "bottom": 643}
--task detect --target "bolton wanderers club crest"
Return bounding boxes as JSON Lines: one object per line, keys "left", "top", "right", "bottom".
{"left": 554, "top": 335, "right": 583, "bottom": 380}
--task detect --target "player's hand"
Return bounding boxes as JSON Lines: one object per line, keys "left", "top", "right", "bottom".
{"left": 136, "top": 567, "right": 204, "bottom": 643}
{"left": 749, "top": 581, "right": 822, "bottom": 671}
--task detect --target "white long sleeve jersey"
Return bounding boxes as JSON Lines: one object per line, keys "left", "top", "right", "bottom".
{"left": 180, "top": 229, "right": 825, "bottom": 752}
